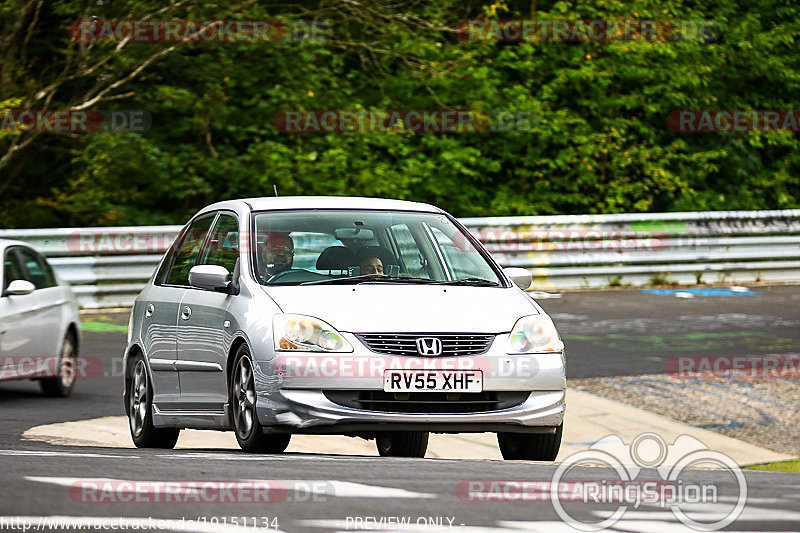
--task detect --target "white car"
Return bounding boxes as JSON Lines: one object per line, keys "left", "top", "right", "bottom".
{"left": 124, "top": 197, "right": 565, "bottom": 458}
{"left": 0, "top": 239, "right": 81, "bottom": 396}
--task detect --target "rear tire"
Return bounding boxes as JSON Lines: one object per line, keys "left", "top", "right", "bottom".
{"left": 40, "top": 332, "right": 77, "bottom": 397}
{"left": 376, "top": 431, "right": 429, "bottom": 458}
{"left": 230, "top": 344, "right": 291, "bottom": 453}
{"left": 498, "top": 424, "right": 562, "bottom": 461}
{"left": 127, "top": 353, "right": 180, "bottom": 449}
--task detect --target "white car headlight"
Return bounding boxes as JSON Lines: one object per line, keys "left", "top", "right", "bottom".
{"left": 273, "top": 314, "right": 353, "bottom": 352}
{"left": 508, "top": 314, "right": 563, "bottom": 353}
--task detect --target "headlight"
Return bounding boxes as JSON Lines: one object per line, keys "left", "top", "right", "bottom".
{"left": 273, "top": 314, "right": 353, "bottom": 352}
{"left": 508, "top": 314, "right": 563, "bottom": 353}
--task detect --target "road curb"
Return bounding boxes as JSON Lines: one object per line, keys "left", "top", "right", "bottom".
{"left": 21, "top": 388, "right": 793, "bottom": 466}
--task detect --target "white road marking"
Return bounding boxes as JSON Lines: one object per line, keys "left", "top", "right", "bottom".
{"left": 273, "top": 480, "right": 436, "bottom": 499}
{"left": 155, "top": 452, "right": 379, "bottom": 461}
{"left": 296, "top": 520, "right": 509, "bottom": 532}
{"left": 0, "top": 516, "right": 286, "bottom": 533}
{"left": 501, "top": 518, "right": 799, "bottom": 532}
{"left": 26, "top": 476, "right": 437, "bottom": 500}
{"left": 503, "top": 520, "right": 707, "bottom": 532}
{"left": 0, "top": 449, "right": 130, "bottom": 459}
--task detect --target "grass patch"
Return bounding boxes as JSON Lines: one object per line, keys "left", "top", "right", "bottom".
{"left": 647, "top": 273, "right": 679, "bottom": 286}
{"left": 745, "top": 457, "right": 800, "bottom": 472}
{"left": 81, "top": 321, "right": 129, "bottom": 333}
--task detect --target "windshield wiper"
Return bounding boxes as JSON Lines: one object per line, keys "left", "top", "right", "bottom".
{"left": 432, "top": 277, "right": 500, "bottom": 287}
{"left": 300, "top": 275, "right": 437, "bottom": 286}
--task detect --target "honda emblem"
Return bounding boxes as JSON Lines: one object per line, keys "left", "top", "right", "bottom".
{"left": 415, "top": 337, "right": 443, "bottom": 356}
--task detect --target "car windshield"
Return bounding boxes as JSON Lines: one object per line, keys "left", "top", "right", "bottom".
{"left": 251, "top": 210, "right": 503, "bottom": 286}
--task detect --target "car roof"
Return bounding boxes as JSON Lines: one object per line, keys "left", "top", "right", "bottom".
{"left": 0, "top": 238, "right": 35, "bottom": 250}
{"left": 198, "top": 196, "right": 444, "bottom": 215}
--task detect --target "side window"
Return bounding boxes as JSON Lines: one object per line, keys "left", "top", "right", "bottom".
{"left": 3, "top": 249, "right": 26, "bottom": 291}
{"left": 388, "top": 224, "right": 430, "bottom": 279}
{"left": 198, "top": 214, "right": 239, "bottom": 274}
{"left": 429, "top": 225, "right": 496, "bottom": 281}
{"left": 17, "top": 247, "right": 56, "bottom": 289}
{"left": 166, "top": 215, "right": 215, "bottom": 286}
{"left": 153, "top": 231, "right": 182, "bottom": 286}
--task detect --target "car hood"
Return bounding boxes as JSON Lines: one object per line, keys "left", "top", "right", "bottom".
{"left": 262, "top": 284, "right": 539, "bottom": 333}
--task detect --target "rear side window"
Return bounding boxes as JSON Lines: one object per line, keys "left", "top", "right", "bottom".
{"left": 2, "top": 248, "right": 26, "bottom": 291}
{"left": 17, "top": 247, "right": 56, "bottom": 289}
{"left": 165, "top": 215, "right": 215, "bottom": 286}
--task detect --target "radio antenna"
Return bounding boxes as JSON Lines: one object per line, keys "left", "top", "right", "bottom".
{"left": 273, "top": 184, "right": 279, "bottom": 197}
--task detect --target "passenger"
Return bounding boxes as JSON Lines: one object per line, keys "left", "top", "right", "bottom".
{"left": 359, "top": 255, "right": 384, "bottom": 276}
{"left": 260, "top": 231, "right": 294, "bottom": 279}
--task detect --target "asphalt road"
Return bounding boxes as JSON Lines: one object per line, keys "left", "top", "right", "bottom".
{"left": 539, "top": 284, "right": 800, "bottom": 378}
{"left": 2, "top": 285, "right": 800, "bottom": 532}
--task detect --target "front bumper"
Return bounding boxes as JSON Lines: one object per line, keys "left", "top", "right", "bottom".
{"left": 255, "top": 388, "right": 564, "bottom": 434}
{"left": 253, "top": 333, "right": 566, "bottom": 434}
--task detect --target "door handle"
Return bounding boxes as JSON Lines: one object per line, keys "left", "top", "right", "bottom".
{"left": 181, "top": 305, "right": 192, "bottom": 320}
{"left": 145, "top": 304, "right": 154, "bottom": 318}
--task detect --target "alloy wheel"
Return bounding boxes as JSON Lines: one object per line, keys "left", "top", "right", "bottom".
{"left": 129, "top": 360, "right": 148, "bottom": 437}
{"left": 232, "top": 355, "right": 257, "bottom": 439}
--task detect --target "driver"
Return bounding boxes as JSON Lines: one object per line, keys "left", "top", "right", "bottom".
{"left": 260, "top": 231, "right": 294, "bottom": 280}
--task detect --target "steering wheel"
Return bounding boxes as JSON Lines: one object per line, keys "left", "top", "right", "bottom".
{"left": 266, "top": 269, "right": 318, "bottom": 284}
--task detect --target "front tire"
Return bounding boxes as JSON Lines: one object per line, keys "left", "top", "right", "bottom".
{"left": 376, "top": 431, "right": 429, "bottom": 458}
{"left": 230, "top": 345, "right": 290, "bottom": 453}
{"left": 497, "top": 424, "right": 562, "bottom": 461}
{"left": 40, "top": 332, "right": 77, "bottom": 397}
{"left": 127, "top": 354, "right": 180, "bottom": 449}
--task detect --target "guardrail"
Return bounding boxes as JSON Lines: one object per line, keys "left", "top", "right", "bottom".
{"left": 2, "top": 209, "right": 799, "bottom": 308}
{"left": 462, "top": 209, "right": 800, "bottom": 290}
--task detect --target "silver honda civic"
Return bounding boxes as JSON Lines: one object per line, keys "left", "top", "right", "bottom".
{"left": 123, "top": 196, "right": 565, "bottom": 459}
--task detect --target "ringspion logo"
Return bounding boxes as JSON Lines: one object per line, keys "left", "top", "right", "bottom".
{"left": 551, "top": 433, "right": 746, "bottom": 531}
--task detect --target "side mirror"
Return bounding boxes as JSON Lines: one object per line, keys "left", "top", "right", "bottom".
{"left": 2, "top": 279, "right": 36, "bottom": 296}
{"left": 503, "top": 267, "right": 532, "bottom": 291}
{"left": 188, "top": 265, "right": 232, "bottom": 293}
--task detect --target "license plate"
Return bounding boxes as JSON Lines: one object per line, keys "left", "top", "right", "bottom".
{"left": 383, "top": 370, "right": 483, "bottom": 392}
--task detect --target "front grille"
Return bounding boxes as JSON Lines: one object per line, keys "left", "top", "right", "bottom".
{"left": 324, "top": 391, "right": 529, "bottom": 414}
{"left": 356, "top": 333, "right": 495, "bottom": 356}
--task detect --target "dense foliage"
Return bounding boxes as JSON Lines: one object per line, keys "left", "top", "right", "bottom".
{"left": 1, "top": 0, "right": 799, "bottom": 227}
